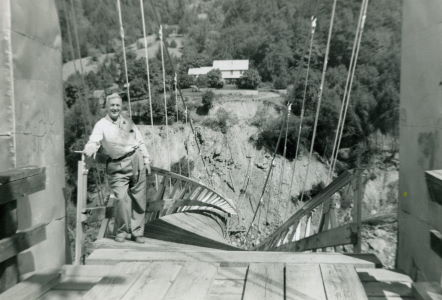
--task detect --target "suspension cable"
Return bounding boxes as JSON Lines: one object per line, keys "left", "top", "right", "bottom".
{"left": 146, "top": 0, "right": 213, "bottom": 186}
{"left": 159, "top": 25, "right": 171, "bottom": 173}
{"left": 138, "top": 0, "right": 160, "bottom": 190}
{"left": 285, "top": 16, "right": 317, "bottom": 221}
{"left": 116, "top": 0, "right": 132, "bottom": 119}
{"left": 330, "top": 0, "right": 369, "bottom": 178}
{"left": 139, "top": 0, "right": 154, "bottom": 128}
{"left": 246, "top": 111, "right": 288, "bottom": 235}
{"left": 65, "top": 0, "right": 106, "bottom": 206}
{"left": 299, "top": 0, "right": 338, "bottom": 203}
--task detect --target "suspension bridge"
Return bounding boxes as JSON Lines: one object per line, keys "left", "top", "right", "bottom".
{"left": 1, "top": 0, "right": 441, "bottom": 299}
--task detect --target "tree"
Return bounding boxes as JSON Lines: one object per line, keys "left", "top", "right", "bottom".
{"left": 207, "top": 69, "right": 224, "bottom": 88}
{"left": 237, "top": 68, "right": 261, "bottom": 89}
{"left": 178, "top": 74, "right": 195, "bottom": 89}
{"left": 196, "top": 74, "right": 209, "bottom": 88}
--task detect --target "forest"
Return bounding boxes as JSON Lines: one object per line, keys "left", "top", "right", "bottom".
{"left": 59, "top": 0, "right": 401, "bottom": 180}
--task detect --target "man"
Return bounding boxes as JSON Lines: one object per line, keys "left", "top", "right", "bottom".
{"left": 83, "top": 93, "right": 151, "bottom": 243}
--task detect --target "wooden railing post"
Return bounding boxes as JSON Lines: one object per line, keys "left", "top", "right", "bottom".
{"left": 74, "top": 154, "right": 88, "bottom": 265}
{"left": 353, "top": 169, "right": 363, "bottom": 253}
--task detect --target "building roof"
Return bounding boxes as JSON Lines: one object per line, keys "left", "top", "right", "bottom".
{"left": 188, "top": 66, "right": 213, "bottom": 76}
{"left": 213, "top": 60, "right": 249, "bottom": 71}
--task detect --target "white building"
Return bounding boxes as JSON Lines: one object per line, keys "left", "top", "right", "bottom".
{"left": 213, "top": 60, "right": 249, "bottom": 79}
{"left": 188, "top": 60, "right": 249, "bottom": 81}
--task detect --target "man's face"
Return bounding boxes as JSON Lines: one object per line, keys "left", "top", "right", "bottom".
{"left": 107, "top": 96, "right": 122, "bottom": 121}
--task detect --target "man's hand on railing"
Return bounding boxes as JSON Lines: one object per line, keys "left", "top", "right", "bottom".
{"left": 83, "top": 144, "right": 97, "bottom": 159}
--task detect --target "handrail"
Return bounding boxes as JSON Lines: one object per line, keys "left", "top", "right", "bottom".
{"left": 73, "top": 159, "right": 237, "bottom": 253}
{"left": 255, "top": 169, "right": 362, "bottom": 251}
{"left": 151, "top": 166, "right": 236, "bottom": 213}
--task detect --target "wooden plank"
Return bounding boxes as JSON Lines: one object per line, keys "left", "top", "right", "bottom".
{"left": 61, "top": 265, "right": 109, "bottom": 278}
{"left": 121, "top": 262, "right": 182, "bottom": 300}
{"left": 278, "top": 223, "right": 357, "bottom": 252}
{"left": 0, "top": 168, "right": 46, "bottom": 205}
{"left": 86, "top": 249, "right": 376, "bottom": 268}
{"left": 209, "top": 279, "right": 244, "bottom": 295}
{"left": 243, "top": 263, "right": 284, "bottom": 300}
{"left": 363, "top": 281, "right": 413, "bottom": 297}
{"left": 0, "top": 223, "right": 46, "bottom": 263}
{"left": 320, "top": 264, "right": 368, "bottom": 300}
{"left": 163, "top": 262, "right": 218, "bottom": 300}
{"left": 53, "top": 276, "right": 101, "bottom": 291}
{"left": 357, "top": 269, "right": 413, "bottom": 283}
{"left": 0, "top": 268, "right": 60, "bottom": 300}
{"left": 367, "top": 297, "right": 415, "bottom": 300}
{"left": 38, "top": 289, "right": 87, "bottom": 300}
{"left": 0, "top": 166, "right": 43, "bottom": 184}
{"left": 216, "top": 267, "right": 248, "bottom": 280}
{"left": 82, "top": 262, "right": 150, "bottom": 300}
{"left": 286, "top": 264, "right": 326, "bottom": 300}
{"left": 413, "top": 282, "right": 442, "bottom": 300}
{"left": 207, "top": 295, "right": 242, "bottom": 300}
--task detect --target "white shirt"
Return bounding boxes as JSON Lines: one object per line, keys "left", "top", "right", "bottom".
{"left": 84, "top": 115, "right": 150, "bottom": 162}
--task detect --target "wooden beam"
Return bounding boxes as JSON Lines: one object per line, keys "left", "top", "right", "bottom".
{"left": 86, "top": 249, "right": 376, "bottom": 268}
{"left": 256, "top": 170, "right": 353, "bottom": 250}
{"left": 0, "top": 166, "right": 43, "bottom": 184}
{"left": 0, "top": 223, "right": 46, "bottom": 263}
{"left": 0, "top": 268, "right": 60, "bottom": 300}
{"left": 276, "top": 223, "right": 358, "bottom": 252}
{"left": 0, "top": 167, "right": 46, "bottom": 205}
{"left": 151, "top": 166, "right": 236, "bottom": 212}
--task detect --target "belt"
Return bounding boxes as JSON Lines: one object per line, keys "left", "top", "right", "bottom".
{"left": 109, "top": 148, "right": 138, "bottom": 162}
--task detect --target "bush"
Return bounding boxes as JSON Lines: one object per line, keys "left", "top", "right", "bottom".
{"left": 196, "top": 74, "right": 209, "bottom": 88}
{"left": 237, "top": 68, "right": 261, "bottom": 89}
{"left": 169, "top": 39, "right": 177, "bottom": 48}
{"left": 202, "top": 108, "right": 237, "bottom": 133}
{"left": 197, "top": 90, "right": 214, "bottom": 115}
{"left": 202, "top": 90, "right": 214, "bottom": 109}
{"left": 273, "top": 75, "right": 288, "bottom": 89}
{"left": 207, "top": 69, "right": 224, "bottom": 89}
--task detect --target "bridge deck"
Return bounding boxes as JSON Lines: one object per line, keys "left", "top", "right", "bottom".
{"left": 0, "top": 212, "right": 415, "bottom": 299}
{"left": 2, "top": 235, "right": 415, "bottom": 300}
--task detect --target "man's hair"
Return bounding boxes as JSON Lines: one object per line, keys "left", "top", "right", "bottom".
{"left": 106, "top": 93, "right": 122, "bottom": 103}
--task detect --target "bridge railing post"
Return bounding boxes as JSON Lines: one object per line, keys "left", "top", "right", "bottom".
{"left": 353, "top": 168, "right": 363, "bottom": 253}
{"left": 74, "top": 153, "right": 88, "bottom": 265}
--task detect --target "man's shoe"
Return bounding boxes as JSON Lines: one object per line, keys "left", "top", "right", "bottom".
{"left": 115, "top": 232, "right": 130, "bottom": 243}
{"left": 131, "top": 236, "right": 146, "bottom": 244}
